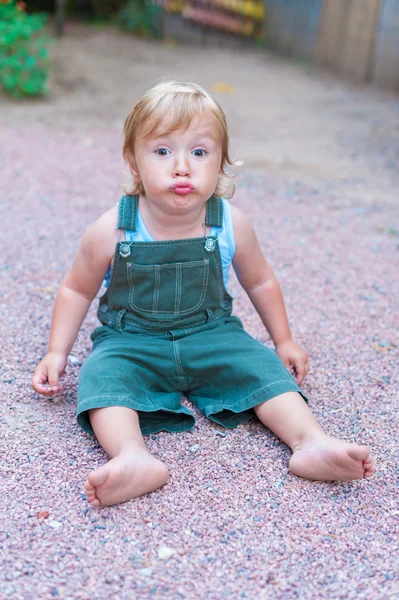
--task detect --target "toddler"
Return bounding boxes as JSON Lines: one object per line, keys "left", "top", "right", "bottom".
{"left": 32, "top": 80, "right": 374, "bottom": 507}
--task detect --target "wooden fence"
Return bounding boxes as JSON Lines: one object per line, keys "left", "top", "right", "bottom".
{"left": 264, "top": 0, "right": 399, "bottom": 90}
{"left": 372, "top": 0, "right": 399, "bottom": 88}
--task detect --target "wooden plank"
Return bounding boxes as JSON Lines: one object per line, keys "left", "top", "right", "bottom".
{"left": 316, "top": 0, "right": 381, "bottom": 82}
{"left": 315, "top": 0, "right": 348, "bottom": 69}
{"left": 292, "top": 0, "right": 322, "bottom": 61}
{"left": 265, "top": 0, "right": 322, "bottom": 59}
{"left": 264, "top": 0, "right": 280, "bottom": 49}
{"left": 371, "top": 0, "right": 399, "bottom": 89}
{"left": 339, "top": 0, "right": 382, "bottom": 81}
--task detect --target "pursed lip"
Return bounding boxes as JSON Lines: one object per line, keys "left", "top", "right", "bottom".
{"left": 171, "top": 182, "right": 194, "bottom": 195}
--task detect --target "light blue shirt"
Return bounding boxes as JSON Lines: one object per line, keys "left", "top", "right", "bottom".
{"left": 105, "top": 198, "right": 236, "bottom": 290}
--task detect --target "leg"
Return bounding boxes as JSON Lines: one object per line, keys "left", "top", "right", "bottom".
{"left": 254, "top": 392, "right": 374, "bottom": 481}
{"left": 84, "top": 407, "right": 169, "bottom": 507}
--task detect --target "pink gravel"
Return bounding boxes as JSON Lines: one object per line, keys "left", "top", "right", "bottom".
{"left": 1, "top": 118, "right": 399, "bottom": 598}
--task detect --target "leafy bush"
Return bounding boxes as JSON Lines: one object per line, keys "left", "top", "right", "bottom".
{"left": 0, "top": 1, "right": 50, "bottom": 98}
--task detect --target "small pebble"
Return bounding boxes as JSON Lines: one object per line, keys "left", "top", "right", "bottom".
{"left": 47, "top": 521, "right": 62, "bottom": 529}
{"left": 158, "top": 546, "right": 177, "bottom": 561}
{"left": 365, "top": 570, "right": 374, "bottom": 578}
{"left": 68, "top": 354, "right": 82, "bottom": 366}
{"left": 188, "top": 444, "right": 200, "bottom": 454}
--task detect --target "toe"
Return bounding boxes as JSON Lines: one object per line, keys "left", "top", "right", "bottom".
{"left": 363, "top": 458, "right": 375, "bottom": 476}
{"left": 89, "top": 498, "right": 101, "bottom": 507}
{"left": 85, "top": 489, "right": 97, "bottom": 501}
{"left": 88, "top": 466, "right": 110, "bottom": 488}
{"left": 347, "top": 444, "right": 369, "bottom": 462}
{"left": 84, "top": 480, "right": 96, "bottom": 497}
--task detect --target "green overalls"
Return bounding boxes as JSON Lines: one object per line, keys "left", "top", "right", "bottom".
{"left": 77, "top": 195, "right": 307, "bottom": 435}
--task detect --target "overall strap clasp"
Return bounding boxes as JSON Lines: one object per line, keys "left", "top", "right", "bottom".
{"left": 203, "top": 195, "right": 224, "bottom": 252}
{"left": 117, "top": 195, "right": 139, "bottom": 258}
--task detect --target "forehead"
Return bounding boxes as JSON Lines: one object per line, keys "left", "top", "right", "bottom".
{"left": 142, "top": 110, "right": 222, "bottom": 141}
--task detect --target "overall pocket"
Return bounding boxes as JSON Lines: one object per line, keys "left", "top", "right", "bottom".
{"left": 127, "top": 259, "right": 209, "bottom": 317}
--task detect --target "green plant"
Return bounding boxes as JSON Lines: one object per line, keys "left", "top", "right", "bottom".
{"left": 0, "top": 1, "right": 51, "bottom": 98}
{"left": 116, "top": 0, "right": 163, "bottom": 40}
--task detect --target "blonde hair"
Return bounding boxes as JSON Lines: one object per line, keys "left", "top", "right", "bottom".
{"left": 122, "top": 79, "right": 239, "bottom": 199}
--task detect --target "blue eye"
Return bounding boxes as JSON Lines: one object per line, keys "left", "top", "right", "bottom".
{"left": 192, "top": 149, "right": 207, "bottom": 157}
{"left": 155, "top": 148, "right": 171, "bottom": 156}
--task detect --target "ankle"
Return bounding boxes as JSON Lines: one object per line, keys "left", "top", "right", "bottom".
{"left": 291, "top": 428, "right": 326, "bottom": 453}
{"left": 113, "top": 440, "right": 148, "bottom": 457}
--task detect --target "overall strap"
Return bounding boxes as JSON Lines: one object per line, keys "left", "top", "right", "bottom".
{"left": 117, "top": 195, "right": 138, "bottom": 231}
{"left": 205, "top": 196, "right": 223, "bottom": 228}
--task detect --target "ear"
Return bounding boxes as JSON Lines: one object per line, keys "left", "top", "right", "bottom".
{"left": 125, "top": 149, "right": 140, "bottom": 181}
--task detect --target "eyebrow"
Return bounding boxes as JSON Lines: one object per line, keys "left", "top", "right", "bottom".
{"left": 149, "top": 129, "right": 220, "bottom": 143}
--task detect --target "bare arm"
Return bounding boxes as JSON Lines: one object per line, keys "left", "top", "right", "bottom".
{"left": 32, "top": 207, "right": 118, "bottom": 395}
{"left": 49, "top": 214, "right": 115, "bottom": 354}
{"left": 231, "top": 206, "right": 291, "bottom": 346}
{"left": 231, "top": 206, "right": 308, "bottom": 383}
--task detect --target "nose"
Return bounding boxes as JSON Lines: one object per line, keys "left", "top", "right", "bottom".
{"left": 174, "top": 152, "right": 190, "bottom": 177}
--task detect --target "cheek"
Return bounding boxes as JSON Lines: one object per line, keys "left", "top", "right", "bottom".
{"left": 207, "top": 157, "right": 222, "bottom": 179}
{"left": 136, "top": 158, "right": 155, "bottom": 180}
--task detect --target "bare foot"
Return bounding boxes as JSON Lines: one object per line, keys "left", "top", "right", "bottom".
{"left": 289, "top": 434, "right": 375, "bottom": 481}
{"left": 84, "top": 447, "right": 169, "bottom": 507}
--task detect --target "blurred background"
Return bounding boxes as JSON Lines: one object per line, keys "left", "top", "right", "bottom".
{"left": 1, "top": 0, "right": 399, "bottom": 99}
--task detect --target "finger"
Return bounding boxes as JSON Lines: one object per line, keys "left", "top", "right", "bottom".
{"left": 293, "top": 361, "right": 306, "bottom": 385}
{"left": 47, "top": 366, "right": 62, "bottom": 393}
{"left": 33, "top": 383, "right": 57, "bottom": 397}
{"left": 32, "top": 368, "right": 48, "bottom": 389}
{"left": 32, "top": 375, "right": 56, "bottom": 396}
{"left": 302, "top": 360, "right": 309, "bottom": 380}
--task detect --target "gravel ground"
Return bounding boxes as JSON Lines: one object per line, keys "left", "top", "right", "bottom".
{"left": 1, "top": 24, "right": 399, "bottom": 600}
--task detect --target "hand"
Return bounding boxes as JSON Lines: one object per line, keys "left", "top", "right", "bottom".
{"left": 275, "top": 340, "right": 309, "bottom": 386}
{"left": 32, "top": 351, "right": 68, "bottom": 397}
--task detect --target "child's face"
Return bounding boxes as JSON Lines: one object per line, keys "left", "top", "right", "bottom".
{"left": 129, "top": 112, "right": 222, "bottom": 213}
